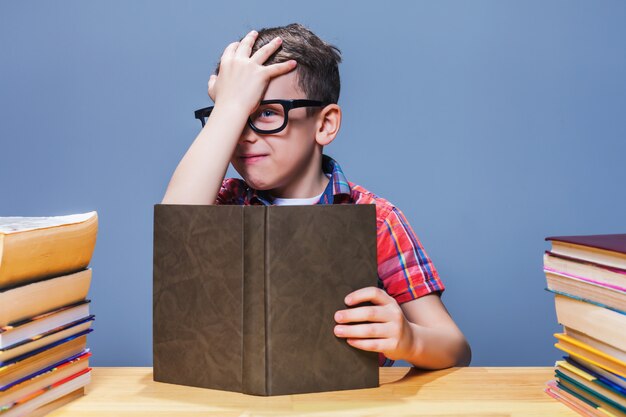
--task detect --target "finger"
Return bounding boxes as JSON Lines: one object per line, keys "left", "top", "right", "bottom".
{"left": 208, "top": 75, "right": 216, "bottom": 100}
{"left": 250, "top": 36, "right": 283, "bottom": 64}
{"left": 221, "top": 41, "right": 240, "bottom": 59}
{"left": 346, "top": 338, "right": 390, "bottom": 353}
{"left": 335, "top": 305, "right": 389, "bottom": 324}
{"left": 334, "top": 322, "right": 390, "bottom": 339}
{"left": 235, "top": 30, "right": 258, "bottom": 57}
{"left": 344, "top": 287, "right": 393, "bottom": 307}
{"left": 263, "top": 59, "right": 297, "bottom": 79}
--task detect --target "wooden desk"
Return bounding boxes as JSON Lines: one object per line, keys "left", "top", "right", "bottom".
{"left": 48, "top": 367, "right": 578, "bottom": 416}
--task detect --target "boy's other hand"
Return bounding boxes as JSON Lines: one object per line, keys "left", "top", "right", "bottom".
{"left": 333, "top": 287, "right": 415, "bottom": 361}
{"left": 208, "top": 30, "right": 297, "bottom": 115}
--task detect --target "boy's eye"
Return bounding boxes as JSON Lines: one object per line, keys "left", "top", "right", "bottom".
{"left": 253, "top": 106, "right": 283, "bottom": 120}
{"left": 251, "top": 105, "right": 284, "bottom": 130}
{"left": 261, "top": 110, "right": 276, "bottom": 117}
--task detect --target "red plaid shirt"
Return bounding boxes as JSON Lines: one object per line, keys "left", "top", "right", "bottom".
{"left": 215, "top": 154, "right": 445, "bottom": 366}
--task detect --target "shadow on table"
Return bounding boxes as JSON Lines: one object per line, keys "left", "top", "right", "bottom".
{"left": 135, "top": 367, "right": 462, "bottom": 415}
{"left": 382, "top": 366, "right": 459, "bottom": 386}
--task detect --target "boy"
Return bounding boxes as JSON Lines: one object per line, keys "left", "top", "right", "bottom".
{"left": 162, "top": 23, "right": 471, "bottom": 369}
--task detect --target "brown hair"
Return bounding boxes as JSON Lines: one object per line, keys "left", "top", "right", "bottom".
{"left": 214, "top": 23, "right": 342, "bottom": 117}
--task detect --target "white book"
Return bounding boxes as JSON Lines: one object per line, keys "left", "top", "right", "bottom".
{"left": 0, "top": 370, "right": 90, "bottom": 417}
{"left": 0, "top": 355, "right": 89, "bottom": 408}
{"left": 0, "top": 302, "right": 91, "bottom": 349}
{"left": 0, "top": 320, "right": 93, "bottom": 363}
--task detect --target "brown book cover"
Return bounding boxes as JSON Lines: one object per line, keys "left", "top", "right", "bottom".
{"left": 153, "top": 204, "right": 380, "bottom": 396}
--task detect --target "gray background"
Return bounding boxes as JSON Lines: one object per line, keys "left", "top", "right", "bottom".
{"left": 1, "top": 1, "right": 625, "bottom": 367}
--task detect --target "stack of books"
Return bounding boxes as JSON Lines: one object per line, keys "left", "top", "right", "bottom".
{"left": 0, "top": 212, "right": 98, "bottom": 416}
{"left": 543, "top": 233, "right": 626, "bottom": 416}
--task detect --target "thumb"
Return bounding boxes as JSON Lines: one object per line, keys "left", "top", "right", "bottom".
{"left": 208, "top": 75, "right": 217, "bottom": 100}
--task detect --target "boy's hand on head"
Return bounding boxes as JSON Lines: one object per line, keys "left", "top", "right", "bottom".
{"left": 333, "top": 287, "right": 416, "bottom": 361}
{"left": 208, "top": 30, "right": 297, "bottom": 115}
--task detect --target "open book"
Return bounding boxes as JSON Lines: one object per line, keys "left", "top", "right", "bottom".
{"left": 153, "top": 204, "right": 380, "bottom": 396}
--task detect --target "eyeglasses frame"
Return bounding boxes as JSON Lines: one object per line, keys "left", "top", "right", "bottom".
{"left": 194, "top": 99, "right": 329, "bottom": 134}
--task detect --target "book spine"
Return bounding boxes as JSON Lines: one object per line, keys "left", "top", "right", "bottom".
{"left": 242, "top": 206, "right": 268, "bottom": 395}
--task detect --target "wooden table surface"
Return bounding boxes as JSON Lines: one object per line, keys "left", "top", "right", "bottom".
{"left": 47, "top": 367, "right": 578, "bottom": 416}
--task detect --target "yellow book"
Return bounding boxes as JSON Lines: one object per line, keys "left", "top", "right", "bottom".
{"left": 554, "top": 333, "right": 626, "bottom": 378}
{"left": 0, "top": 212, "right": 97, "bottom": 289}
{"left": 555, "top": 361, "right": 626, "bottom": 408}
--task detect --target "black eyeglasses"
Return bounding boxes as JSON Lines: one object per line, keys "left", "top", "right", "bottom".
{"left": 194, "top": 99, "right": 328, "bottom": 134}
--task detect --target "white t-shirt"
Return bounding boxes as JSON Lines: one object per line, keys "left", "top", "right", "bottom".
{"left": 270, "top": 174, "right": 331, "bottom": 206}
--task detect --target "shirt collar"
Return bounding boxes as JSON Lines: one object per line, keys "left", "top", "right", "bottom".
{"left": 246, "top": 153, "right": 352, "bottom": 205}
{"left": 317, "top": 153, "right": 352, "bottom": 204}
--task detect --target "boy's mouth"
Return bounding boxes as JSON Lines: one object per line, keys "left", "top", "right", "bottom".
{"left": 239, "top": 154, "right": 268, "bottom": 163}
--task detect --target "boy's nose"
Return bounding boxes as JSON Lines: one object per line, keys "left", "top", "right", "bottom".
{"left": 239, "top": 124, "right": 260, "bottom": 143}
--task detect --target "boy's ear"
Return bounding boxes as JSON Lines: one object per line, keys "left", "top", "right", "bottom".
{"left": 314, "top": 104, "right": 341, "bottom": 146}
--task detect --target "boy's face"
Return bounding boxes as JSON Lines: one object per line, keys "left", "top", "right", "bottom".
{"left": 230, "top": 70, "right": 324, "bottom": 192}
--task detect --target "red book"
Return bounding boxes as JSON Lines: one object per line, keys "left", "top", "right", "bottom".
{"left": 545, "top": 233, "right": 626, "bottom": 270}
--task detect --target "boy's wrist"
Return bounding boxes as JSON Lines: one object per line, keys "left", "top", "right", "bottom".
{"left": 197, "top": 101, "right": 252, "bottom": 149}
{"left": 405, "top": 322, "right": 425, "bottom": 362}
{"left": 213, "top": 99, "right": 251, "bottom": 119}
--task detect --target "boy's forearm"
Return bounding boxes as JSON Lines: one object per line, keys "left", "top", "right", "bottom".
{"left": 403, "top": 322, "right": 472, "bottom": 369}
{"left": 161, "top": 103, "right": 248, "bottom": 205}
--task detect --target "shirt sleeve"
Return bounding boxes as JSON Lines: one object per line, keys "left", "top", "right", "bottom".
{"left": 377, "top": 206, "right": 445, "bottom": 305}
{"left": 214, "top": 178, "right": 244, "bottom": 205}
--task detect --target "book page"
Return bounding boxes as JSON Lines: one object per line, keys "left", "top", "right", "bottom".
{"left": 0, "top": 211, "right": 96, "bottom": 234}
